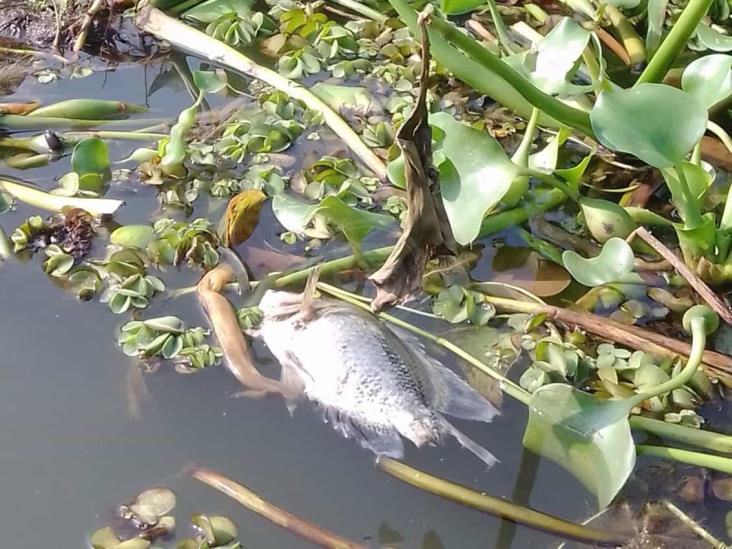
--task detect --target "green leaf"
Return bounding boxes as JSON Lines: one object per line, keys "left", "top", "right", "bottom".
{"left": 182, "top": 0, "right": 254, "bottom": 22}
{"left": 580, "top": 198, "right": 636, "bottom": 242}
{"left": 562, "top": 237, "right": 636, "bottom": 287}
{"left": 696, "top": 23, "right": 732, "bottom": 52}
{"left": 271, "top": 193, "right": 318, "bottom": 236}
{"left": 430, "top": 112, "right": 519, "bottom": 245}
{"left": 316, "top": 195, "right": 394, "bottom": 249}
{"left": 681, "top": 54, "right": 732, "bottom": 109}
{"left": 441, "top": 0, "right": 485, "bottom": 15}
{"left": 110, "top": 225, "right": 156, "bottom": 249}
{"left": 590, "top": 84, "right": 708, "bottom": 168}
{"left": 311, "top": 83, "right": 380, "bottom": 116}
{"left": 71, "top": 137, "right": 110, "bottom": 177}
{"left": 522, "top": 384, "right": 636, "bottom": 508}
{"left": 531, "top": 18, "right": 592, "bottom": 94}
{"left": 192, "top": 70, "right": 228, "bottom": 94}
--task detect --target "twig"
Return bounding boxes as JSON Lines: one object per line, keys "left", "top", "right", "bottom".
{"left": 189, "top": 466, "right": 367, "bottom": 549}
{"left": 73, "top": 0, "right": 106, "bottom": 53}
{"left": 136, "top": 7, "right": 387, "bottom": 180}
{"left": 662, "top": 500, "right": 729, "bottom": 549}
{"left": 628, "top": 227, "right": 732, "bottom": 325}
{"left": 377, "top": 458, "right": 630, "bottom": 547}
{"left": 0, "top": 45, "right": 68, "bottom": 64}
{"left": 482, "top": 295, "right": 732, "bottom": 382}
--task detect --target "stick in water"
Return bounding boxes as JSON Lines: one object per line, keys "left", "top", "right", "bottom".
{"left": 377, "top": 457, "right": 630, "bottom": 547}
{"left": 189, "top": 465, "right": 367, "bottom": 549}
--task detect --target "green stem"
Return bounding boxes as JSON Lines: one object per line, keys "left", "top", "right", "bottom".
{"left": 0, "top": 115, "right": 167, "bottom": 131}
{"left": 624, "top": 206, "right": 674, "bottom": 227}
{"left": 629, "top": 416, "right": 732, "bottom": 453}
{"left": 317, "top": 282, "right": 531, "bottom": 404}
{"left": 480, "top": 188, "right": 568, "bottom": 235}
{"left": 388, "top": 0, "right": 595, "bottom": 136}
{"left": 635, "top": 0, "right": 713, "bottom": 84}
{"left": 0, "top": 177, "right": 124, "bottom": 216}
{"left": 625, "top": 317, "right": 706, "bottom": 408}
{"left": 0, "top": 226, "right": 11, "bottom": 260}
{"left": 604, "top": 5, "right": 647, "bottom": 66}
{"left": 377, "top": 458, "right": 629, "bottom": 546}
{"left": 512, "top": 108, "right": 540, "bottom": 167}
{"left": 521, "top": 168, "right": 580, "bottom": 201}
{"left": 326, "top": 0, "right": 388, "bottom": 22}
{"left": 485, "top": 0, "right": 517, "bottom": 55}
{"left": 691, "top": 141, "right": 702, "bottom": 166}
{"left": 665, "top": 164, "right": 704, "bottom": 230}
{"left": 62, "top": 131, "right": 167, "bottom": 142}
{"left": 637, "top": 444, "right": 732, "bottom": 474}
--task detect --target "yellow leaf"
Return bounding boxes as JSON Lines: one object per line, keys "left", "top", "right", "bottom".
{"left": 221, "top": 189, "right": 267, "bottom": 247}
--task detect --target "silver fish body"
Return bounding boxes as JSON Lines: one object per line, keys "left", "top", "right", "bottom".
{"left": 254, "top": 289, "right": 500, "bottom": 467}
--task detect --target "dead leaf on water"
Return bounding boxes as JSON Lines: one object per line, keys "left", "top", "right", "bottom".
{"left": 220, "top": 189, "right": 267, "bottom": 248}
{"left": 490, "top": 248, "right": 571, "bottom": 297}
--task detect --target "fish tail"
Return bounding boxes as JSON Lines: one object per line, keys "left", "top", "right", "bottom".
{"left": 442, "top": 418, "right": 498, "bottom": 469}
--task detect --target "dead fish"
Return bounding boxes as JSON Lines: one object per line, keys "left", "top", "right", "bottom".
{"left": 251, "top": 290, "right": 500, "bottom": 467}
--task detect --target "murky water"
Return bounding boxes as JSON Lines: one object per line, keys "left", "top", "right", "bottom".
{"left": 0, "top": 59, "right": 698, "bottom": 548}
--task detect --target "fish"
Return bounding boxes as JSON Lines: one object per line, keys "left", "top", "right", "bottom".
{"left": 251, "top": 289, "right": 500, "bottom": 468}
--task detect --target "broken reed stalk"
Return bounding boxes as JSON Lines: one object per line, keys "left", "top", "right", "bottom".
{"left": 377, "top": 458, "right": 630, "bottom": 547}
{"left": 628, "top": 226, "right": 732, "bottom": 326}
{"left": 135, "top": 6, "right": 387, "bottom": 180}
{"left": 72, "top": 0, "right": 105, "bottom": 53}
{"left": 662, "top": 500, "right": 729, "bottom": 549}
{"left": 189, "top": 466, "right": 367, "bottom": 549}
{"left": 482, "top": 295, "right": 732, "bottom": 382}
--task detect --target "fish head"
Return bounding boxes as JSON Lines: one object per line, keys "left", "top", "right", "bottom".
{"left": 258, "top": 289, "right": 303, "bottom": 320}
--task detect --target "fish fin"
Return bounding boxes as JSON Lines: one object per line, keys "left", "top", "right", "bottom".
{"left": 322, "top": 407, "right": 405, "bottom": 458}
{"left": 279, "top": 361, "right": 305, "bottom": 415}
{"left": 299, "top": 263, "right": 323, "bottom": 320}
{"left": 391, "top": 325, "right": 499, "bottom": 422}
{"left": 441, "top": 418, "right": 499, "bottom": 469}
{"left": 430, "top": 363, "right": 499, "bottom": 423}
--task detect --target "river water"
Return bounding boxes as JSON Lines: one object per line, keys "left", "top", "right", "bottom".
{"left": 0, "top": 56, "right": 711, "bottom": 548}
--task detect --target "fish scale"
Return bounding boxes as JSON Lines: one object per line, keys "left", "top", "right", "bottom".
{"left": 254, "top": 289, "right": 500, "bottom": 467}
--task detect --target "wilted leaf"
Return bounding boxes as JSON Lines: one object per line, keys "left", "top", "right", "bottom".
{"left": 523, "top": 383, "right": 636, "bottom": 508}
{"left": 369, "top": 21, "right": 456, "bottom": 311}
{"left": 220, "top": 189, "right": 267, "bottom": 247}
{"left": 489, "top": 249, "right": 571, "bottom": 297}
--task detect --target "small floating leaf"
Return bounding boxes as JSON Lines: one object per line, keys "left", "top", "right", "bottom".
{"left": 126, "top": 486, "right": 177, "bottom": 526}
{"left": 209, "top": 515, "right": 238, "bottom": 545}
{"left": 90, "top": 526, "right": 121, "bottom": 549}
{"left": 562, "top": 238, "right": 635, "bottom": 287}
{"left": 110, "top": 225, "right": 155, "bottom": 249}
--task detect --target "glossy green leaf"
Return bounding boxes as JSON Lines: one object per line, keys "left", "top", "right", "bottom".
{"left": 192, "top": 70, "right": 227, "bottom": 94}
{"left": 182, "top": 0, "right": 254, "bottom": 22}
{"left": 271, "top": 193, "right": 318, "bottom": 236}
{"left": 580, "top": 198, "right": 635, "bottom": 242}
{"left": 316, "top": 195, "right": 394, "bottom": 249}
{"left": 441, "top": 0, "right": 484, "bottom": 14}
{"left": 681, "top": 54, "right": 732, "bottom": 109}
{"left": 532, "top": 18, "right": 592, "bottom": 94}
{"left": 696, "top": 23, "right": 732, "bottom": 52}
{"left": 562, "top": 237, "right": 636, "bottom": 287}
{"left": 646, "top": 0, "right": 667, "bottom": 54}
{"left": 523, "top": 383, "right": 636, "bottom": 508}
{"left": 430, "top": 112, "right": 519, "bottom": 245}
{"left": 71, "top": 137, "right": 110, "bottom": 178}
{"left": 110, "top": 225, "right": 156, "bottom": 249}
{"left": 590, "top": 84, "right": 708, "bottom": 168}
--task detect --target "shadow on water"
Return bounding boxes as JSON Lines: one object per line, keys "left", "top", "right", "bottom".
{"left": 0, "top": 59, "right": 672, "bottom": 548}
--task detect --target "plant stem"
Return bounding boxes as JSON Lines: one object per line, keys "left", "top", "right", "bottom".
{"left": 0, "top": 177, "right": 124, "bottom": 216}
{"left": 635, "top": 0, "right": 713, "bottom": 84}
{"left": 629, "top": 416, "right": 732, "bottom": 453}
{"left": 505, "top": 108, "right": 540, "bottom": 206}
{"left": 480, "top": 189, "right": 568, "bottom": 235}
{"left": 62, "top": 131, "right": 168, "bottom": 142}
{"left": 388, "top": 0, "right": 594, "bottom": 135}
{"left": 521, "top": 168, "right": 580, "bottom": 201}
{"left": 0, "top": 115, "right": 168, "bottom": 130}
{"left": 604, "top": 5, "right": 647, "bottom": 66}
{"left": 326, "top": 0, "right": 388, "bottom": 22}
{"left": 426, "top": 15, "right": 596, "bottom": 137}
{"left": 0, "top": 226, "right": 11, "bottom": 260}
{"left": 377, "top": 458, "right": 630, "bottom": 547}
{"left": 669, "top": 164, "right": 704, "bottom": 229}
{"left": 190, "top": 466, "right": 365, "bottom": 549}
{"left": 485, "top": 0, "right": 516, "bottom": 54}
{"left": 662, "top": 501, "right": 729, "bottom": 549}
{"left": 136, "top": 7, "right": 387, "bottom": 179}
{"left": 317, "top": 281, "right": 531, "bottom": 404}
{"left": 637, "top": 444, "right": 732, "bottom": 474}
{"left": 626, "top": 316, "right": 706, "bottom": 408}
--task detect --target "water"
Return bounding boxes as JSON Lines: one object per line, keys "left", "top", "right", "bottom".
{"left": 0, "top": 59, "right": 672, "bottom": 548}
